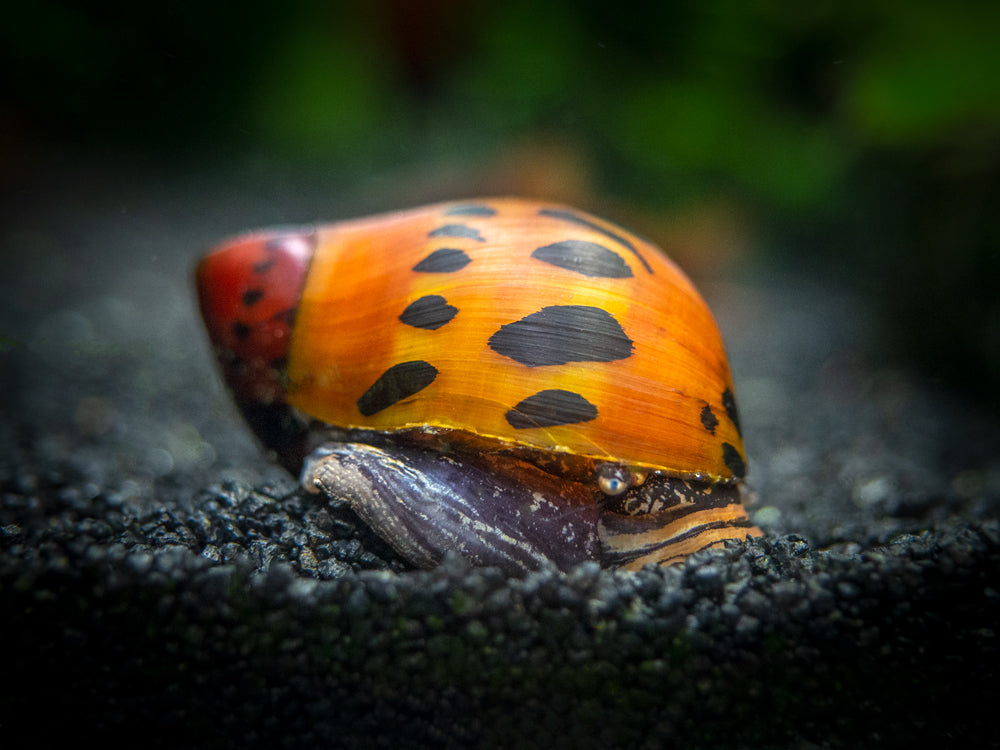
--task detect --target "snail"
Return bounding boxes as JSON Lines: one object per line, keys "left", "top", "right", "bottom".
{"left": 196, "top": 199, "right": 760, "bottom": 574}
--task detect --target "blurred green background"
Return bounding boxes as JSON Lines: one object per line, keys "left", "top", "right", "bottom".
{"left": 3, "top": 0, "right": 999, "bottom": 405}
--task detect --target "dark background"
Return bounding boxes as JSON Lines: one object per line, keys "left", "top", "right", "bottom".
{"left": 4, "top": 1, "right": 1000, "bottom": 390}
{"left": 2, "top": 2, "right": 999, "bottom": 747}
{"left": 4, "top": 1, "right": 1000, "bottom": 394}
{"left": 4, "top": 1, "right": 999, "bottom": 404}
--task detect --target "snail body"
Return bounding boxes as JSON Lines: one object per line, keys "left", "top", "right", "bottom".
{"left": 196, "top": 199, "right": 760, "bottom": 574}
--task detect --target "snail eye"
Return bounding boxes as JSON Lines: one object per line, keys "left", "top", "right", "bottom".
{"left": 597, "top": 464, "right": 650, "bottom": 496}
{"left": 596, "top": 463, "right": 632, "bottom": 496}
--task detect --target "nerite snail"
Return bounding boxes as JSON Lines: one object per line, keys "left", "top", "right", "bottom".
{"left": 196, "top": 198, "right": 761, "bottom": 574}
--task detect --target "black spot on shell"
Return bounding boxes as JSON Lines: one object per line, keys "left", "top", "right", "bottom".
{"left": 722, "top": 388, "right": 742, "bottom": 437}
{"left": 700, "top": 405, "right": 718, "bottom": 435}
{"left": 444, "top": 204, "right": 497, "bottom": 217}
{"left": 357, "top": 361, "right": 438, "bottom": 417}
{"left": 412, "top": 248, "right": 471, "bottom": 273}
{"left": 488, "top": 305, "right": 633, "bottom": 367}
{"left": 242, "top": 288, "right": 264, "bottom": 307}
{"left": 252, "top": 258, "right": 276, "bottom": 274}
{"left": 531, "top": 240, "right": 633, "bottom": 278}
{"left": 428, "top": 224, "right": 485, "bottom": 242}
{"left": 506, "top": 389, "right": 598, "bottom": 429}
{"left": 538, "top": 207, "right": 654, "bottom": 274}
{"left": 722, "top": 442, "right": 746, "bottom": 479}
{"left": 399, "top": 295, "right": 458, "bottom": 330}
{"left": 231, "top": 321, "right": 251, "bottom": 340}
{"left": 271, "top": 307, "right": 297, "bottom": 326}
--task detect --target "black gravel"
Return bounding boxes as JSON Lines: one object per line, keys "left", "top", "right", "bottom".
{"left": 2, "top": 162, "right": 999, "bottom": 748}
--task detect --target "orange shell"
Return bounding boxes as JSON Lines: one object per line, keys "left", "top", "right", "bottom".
{"left": 284, "top": 199, "right": 746, "bottom": 484}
